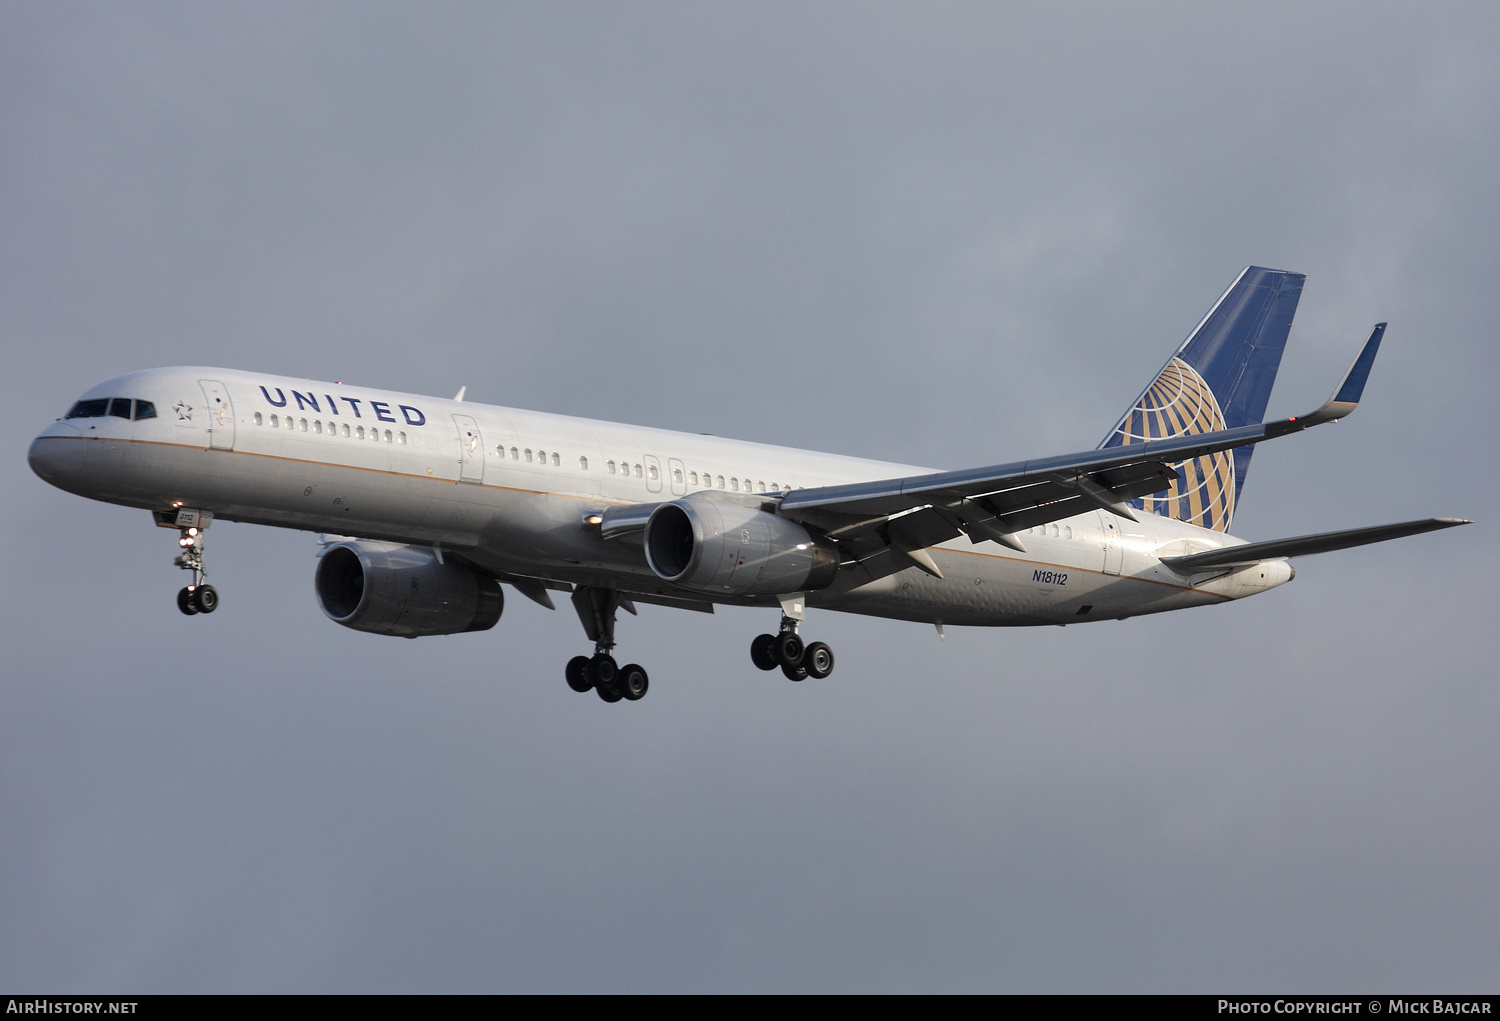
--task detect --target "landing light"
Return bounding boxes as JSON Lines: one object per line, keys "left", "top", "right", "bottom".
{"left": 584, "top": 514, "right": 603, "bottom": 526}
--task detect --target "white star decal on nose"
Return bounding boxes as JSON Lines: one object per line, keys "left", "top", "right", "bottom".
{"left": 174, "top": 402, "right": 192, "bottom": 420}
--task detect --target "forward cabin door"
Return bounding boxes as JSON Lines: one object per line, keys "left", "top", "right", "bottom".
{"left": 1098, "top": 511, "right": 1124, "bottom": 576}
{"left": 453, "top": 414, "right": 484, "bottom": 484}
{"left": 198, "top": 380, "right": 235, "bottom": 451}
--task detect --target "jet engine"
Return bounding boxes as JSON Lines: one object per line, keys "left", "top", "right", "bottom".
{"left": 315, "top": 540, "right": 503, "bottom": 638}
{"left": 644, "top": 498, "right": 838, "bottom": 596}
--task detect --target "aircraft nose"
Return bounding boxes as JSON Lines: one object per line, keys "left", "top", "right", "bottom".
{"left": 28, "top": 423, "right": 83, "bottom": 484}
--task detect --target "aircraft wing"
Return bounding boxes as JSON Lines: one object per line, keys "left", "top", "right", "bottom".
{"left": 1159, "top": 518, "right": 1471, "bottom": 571}
{"left": 777, "top": 325, "right": 1388, "bottom": 567}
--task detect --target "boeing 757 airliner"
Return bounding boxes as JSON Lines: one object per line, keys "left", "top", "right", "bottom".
{"left": 28, "top": 267, "right": 1468, "bottom": 702}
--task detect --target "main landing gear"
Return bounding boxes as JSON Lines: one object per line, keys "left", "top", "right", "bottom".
{"left": 751, "top": 614, "right": 835, "bottom": 682}
{"left": 169, "top": 509, "right": 218, "bottom": 616}
{"left": 565, "top": 586, "right": 649, "bottom": 704}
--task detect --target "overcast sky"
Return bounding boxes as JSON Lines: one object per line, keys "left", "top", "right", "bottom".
{"left": 3, "top": 2, "right": 1497, "bottom": 992}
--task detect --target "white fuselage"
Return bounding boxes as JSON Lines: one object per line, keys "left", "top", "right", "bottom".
{"left": 28, "top": 367, "right": 1293, "bottom": 628}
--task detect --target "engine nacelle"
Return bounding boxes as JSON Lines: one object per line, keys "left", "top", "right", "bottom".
{"left": 644, "top": 498, "right": 838, "bottom": 596}
{"left": 315, "top": 540, "right": 503, "bottom": 638}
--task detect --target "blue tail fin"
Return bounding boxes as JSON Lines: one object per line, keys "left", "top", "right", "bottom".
{"left": 1098, "top": 266, "right": 1305, "bottom": 532}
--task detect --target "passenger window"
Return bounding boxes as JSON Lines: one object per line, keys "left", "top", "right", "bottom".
{"left": 313, "top": 420, "right": 322, "bottom": 434}
{"left": 525, "top": 448, "right": 532, "bottom": 462}
{"left": 399, "top": 432, "right": 407, "bottom": 444}
{"left": 579, "top": 456, "right": 588, "bottom": 470}
{"left": 65, "top": 399, "right": 109, "bottom": 419}
{"left": 607, "top": 460, "right": 616, "bottom": 474}
{"left": 1051, "top": 524, "right": 1059, "bottom": 537}
{"left": 254, "top": 412, "right": 264, "bottom": 426}
{"left": 300, "top": 418, "right": 308, "bottom": 431}
{"left": 384, "top": 430, "right": 392, "bottom": 443}
{"left": 270, "top": 414, "right": 279, "bottom": 428}
{"left": 109, "top": 398, "right": 132, "bottom": 419}
{"left": 509, "top": 447, "right": 518, "bottom": 460}
{"left": 552, "top": 452, "right": 560, "bottom": 466}
{"left": 689, "top": 471, "right": 698, "bottom": 486}
{"left": 648, "top": 464, "right": 659, "bottom": 481}
{"left": 717, "top": 475, "right": 725, "bottom": 489}
{"left": 133, "top": 401, "right": 156, "bottom": 420}
{"left": 1065, "top": 526, "right": 1072, "bottom": 539}
{"left": 634, "top": 463, "right": 643, "bottom": 478}
{"left": 356, "top": 426, "right": 365, "bottom": 439}
{"left": 731, "top": 478, "right": 739, "bottom": 491}
{"left": 341, "top": 424, "right": 349, "bottom": 437}
{"left": 673, "top": 468, "right": 683, "bottom": 484}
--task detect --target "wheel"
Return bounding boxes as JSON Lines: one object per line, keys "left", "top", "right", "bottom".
{"left": 191, "top": 584, "right": 219, "bottom": 614}
{"left": 750, "top": 633, "right": 778, "bottom": 671}
{"left": 177, "top": 587, "right": 199, "bottom": 615}
{"left": 596, "top": 681, "right": 623, "bottom": 703}
{"left": 618, "top": 664, "right": 649, "bottom": 701}
{"left": 804, "top": 641, "right": 835, "bottom": 679}
{"left": 590, "top": 653, "right": 618, "bottom": 688}
{"left": 781, "top": 661, "right": 809, "bottom": 682}
{"left": 774, "top": 631, "right": 804, "bottom": 668}
{"left": 565, "top": 655, "right": 594, "bottom": 693}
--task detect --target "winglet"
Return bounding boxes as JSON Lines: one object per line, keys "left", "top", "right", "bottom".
{"left": 1293, "top": 323, "right": 1385, "bottom": 427}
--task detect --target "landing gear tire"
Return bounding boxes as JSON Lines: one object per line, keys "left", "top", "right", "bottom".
{"left": 781, "top": 661, "right": 809, "bottom": 682}
{"left": 590, "top": 653, "right": 618, "bottom": 689}
{"left": 618, "top": 664, "right": 649, "bottom": 701}
{"left": 804, "top": 641, "right": 834, "bottom": 679}
{"left": 774, "top": 631, "right": 805, "bottom": 669}
{"left": 177, "top": 587, "right": 199, "bottom": 616}
{"left": 191, "top": 585, "right": 219, "bottom": 614}
{"left": 596, "top": 681, "right": 623, "bottom": 703}
{"left": 565, "top": 655, "right": 594, "bottom": 693}
{"left": 751, "top": 633, "right": 779, "bottom": 671}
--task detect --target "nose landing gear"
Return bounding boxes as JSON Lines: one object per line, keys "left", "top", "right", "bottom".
{"left": 163, "top": 508, "right": 218, "bottom": 615}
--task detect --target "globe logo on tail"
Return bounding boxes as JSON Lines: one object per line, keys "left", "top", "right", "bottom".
{"left": 1112, "top": 357, "right": 1236, "bottom": 532}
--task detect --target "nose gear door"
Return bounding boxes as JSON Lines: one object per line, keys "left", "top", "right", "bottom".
{"left": 198, "top": 380, "right": 235, "bottom": 451}
{"left": 453, "top": 414, "right": 484, "bottom": 484}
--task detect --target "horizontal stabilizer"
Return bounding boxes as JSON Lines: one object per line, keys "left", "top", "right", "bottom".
{"left": 1160, "top": 517, "right": 1470, "bottom": 571}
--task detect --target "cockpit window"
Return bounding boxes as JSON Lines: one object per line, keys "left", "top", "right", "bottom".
{"left": 66, "top": 399, "right": 109, "bottom": 419}
{"left": 134, "top": 400, "right": 156, "bottom": 420}
{"left": 109, "top": 398, "right": 133, "bottom": 419}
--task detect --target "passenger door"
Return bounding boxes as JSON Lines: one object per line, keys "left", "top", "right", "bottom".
{"left": 198, "top": 380, "right": 235, "bottom": 451}
{"left": 1098, "top": 511, "right": 1123, "bottom": 576}
{"left": 453, "top": 414, "right": 484, "bottom": 484}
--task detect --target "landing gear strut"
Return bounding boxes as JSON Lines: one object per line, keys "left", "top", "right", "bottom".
{"left": 751, "top": 608, "right": 835, "bottom": 682}
{"left": 167, "top": 508, "right": 218, "bottom": 616}
{"left": 565, "top": 586, "right": 649, "bottom": 703}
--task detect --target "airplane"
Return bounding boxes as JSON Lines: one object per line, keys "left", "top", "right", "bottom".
{"left": 27, "top": 266, "right": 1468, "bottom": 703}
